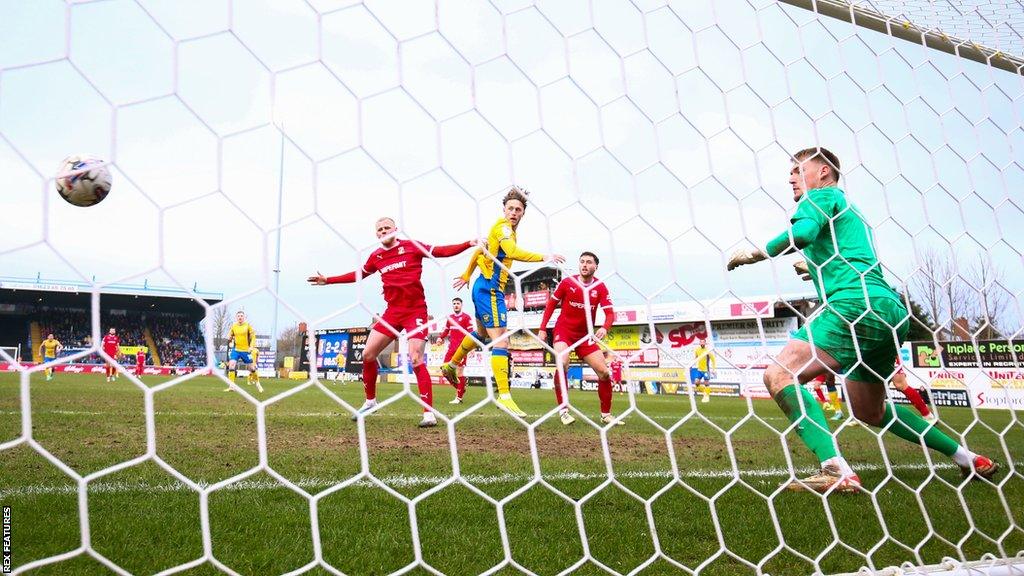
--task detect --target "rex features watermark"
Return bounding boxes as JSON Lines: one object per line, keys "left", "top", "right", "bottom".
{"left": 2, "top": 506, "right": 10, "bottom": 574}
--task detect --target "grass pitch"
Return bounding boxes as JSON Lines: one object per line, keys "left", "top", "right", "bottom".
{"left": 0, "top": 372, "right": 1021, "bottom": 575}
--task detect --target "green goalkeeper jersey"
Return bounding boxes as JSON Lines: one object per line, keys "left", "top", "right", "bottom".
{"left": 766, "top": 186, "right": 899, "bottom": 304}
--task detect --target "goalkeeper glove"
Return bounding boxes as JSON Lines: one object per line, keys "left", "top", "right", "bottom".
{"left": 727, "top": 248, "right": 767, "bottom": 270}
{"left": 793, "top": 260, "right": 812, "bottom": 281}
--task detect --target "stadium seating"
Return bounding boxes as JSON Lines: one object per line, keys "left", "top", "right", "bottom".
{"left": 29, "top": 307, "right": 202, "bottom": 366}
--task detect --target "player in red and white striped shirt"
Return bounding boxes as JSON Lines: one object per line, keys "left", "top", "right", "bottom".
{"left": 308, "top": 217, "right": 476, "bottom": 428}
{"left": 538, "top": 252, "right": 621, "bottom": 426}
{"left": 436, "top": 297, "right": 475, "bottom": 403}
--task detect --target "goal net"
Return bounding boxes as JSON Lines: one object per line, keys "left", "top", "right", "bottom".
{"left": 0, "top": 1, "right": 1020, "bottom": 576}
{"left": 780, "top": 0, "right": 1024, "bottom": 73}
{"left": 0, "top": 345, "right": 21, "bottom": 365}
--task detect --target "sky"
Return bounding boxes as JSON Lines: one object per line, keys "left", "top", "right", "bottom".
{"left": 0, "top": 0, "right": 1022, "bottom": 338}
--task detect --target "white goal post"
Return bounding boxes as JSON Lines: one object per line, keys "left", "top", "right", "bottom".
{"left": 0, "top": 1, "right": 1021, "bottom": 575}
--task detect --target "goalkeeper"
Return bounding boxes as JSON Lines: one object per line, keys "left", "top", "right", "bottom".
{"left": 728, "top": 147, "right": 998, "bottom": 493}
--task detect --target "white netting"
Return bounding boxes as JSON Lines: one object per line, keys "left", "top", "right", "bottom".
{"left": 812, "top": 0, "right": 1024, "bottom": 54}
{"left": 0, "top": 1, "right": 1022, "bottom": 575}
{"left": 780, "top": 0, "right": 1024, "bottom": 72}
{"left": 864, "top": 0, "right": 1024, "bottom": 55}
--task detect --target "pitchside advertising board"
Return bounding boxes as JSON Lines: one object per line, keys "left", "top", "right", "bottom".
{"left": 228, "top": 336, "right": 275, "bottom": 378}
{"left": 0, "top": 362, "right": 212, "bottom": 375}
{"left": 253, "top": 335, "right": 275, "bottom": 378}
{"left": 903, "top": 340, "right": 1023, "bottom": 410}
{"left": 316, "top": 330, "right": 350, "bottom": 371}
{"left": 309, "top": 327, "right": 371, "bottom": 375}
{"left": 445, "top": 317, "right": 797, "bottom": 398}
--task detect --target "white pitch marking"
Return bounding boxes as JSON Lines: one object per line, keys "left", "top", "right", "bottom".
{"left": 0, "top": 462, "right": 957, "bottom": 498}
{"left": 0, "top": 409, "right": 788, "bottom": 422}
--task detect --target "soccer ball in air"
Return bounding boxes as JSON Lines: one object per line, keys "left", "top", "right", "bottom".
{"left": 55, "top": 154, "right": 112, "bottom": 207}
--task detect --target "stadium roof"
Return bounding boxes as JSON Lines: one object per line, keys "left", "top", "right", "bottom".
{"left": 0, "top": 275, "right": 222, "bottom": 313}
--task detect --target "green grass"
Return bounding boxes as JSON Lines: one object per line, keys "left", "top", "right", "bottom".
{"left": 0, "top": 372, "right": 1021, "bottom": 575}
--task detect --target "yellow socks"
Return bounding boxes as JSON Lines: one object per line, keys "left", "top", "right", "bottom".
{"left": 491, "top": 349, "right": 510, "bottom": 396}
{"left": 450, "top": 333, "right": 482, "bottom": 365}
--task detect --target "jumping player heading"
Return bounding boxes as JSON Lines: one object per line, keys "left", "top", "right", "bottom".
{"left": 728, "top": 146, "right": 998, "bottom": 493}
{"left": 439, "top": 187, "right": 564, "bottom": 418}
{"left": 309, "top": 216, "right": 476, "bottom": 428}
{"left": 538, "top": 251, "right": 621, "bottom": 426}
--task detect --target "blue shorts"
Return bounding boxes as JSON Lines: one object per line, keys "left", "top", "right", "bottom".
{"left": 690, "top": 368, "right": 708, "bottom": 383}
{"left": 472, "top": 276, "right": 507, "bottom": 329}
{"left": 43, "top": 355, "right": 56, "bottom": 363}
{"left": 229, "top": 350, "right": 253, "bottom": 364}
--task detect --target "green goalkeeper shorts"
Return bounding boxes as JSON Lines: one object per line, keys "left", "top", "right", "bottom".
{"left": 793, "top": 297, "right": 909, "bottom": 384}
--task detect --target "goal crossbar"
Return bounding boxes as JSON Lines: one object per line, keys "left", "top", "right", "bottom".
{"left": 779, "top": 0, "right": 1024, "bottom": 75}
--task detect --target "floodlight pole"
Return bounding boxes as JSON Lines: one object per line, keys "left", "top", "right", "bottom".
{"left": 271, "top": 122, "right": 285, "bottom": 349}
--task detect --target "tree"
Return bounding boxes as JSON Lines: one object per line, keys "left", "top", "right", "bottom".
{"left": 966, "top": 253, "right": 1010, "bottom": 340}
{"left": 909, "top": 247, "right": 1011, "bottom": 340}
{"left": 910, "top": 246, "right": 967, "bottom": 338}
{"left": 900, "top": 291, "right": 935, "bottom": 343}
{"left": 276, "top": 325, "right": 302, "bottom": 365}
{"left": 205, "top": 307, "right": 229, "bottom": 349}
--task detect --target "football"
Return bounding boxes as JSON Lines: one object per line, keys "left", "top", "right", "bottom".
{"left": 55, "top": 154, "right": 112, "bottom": 207}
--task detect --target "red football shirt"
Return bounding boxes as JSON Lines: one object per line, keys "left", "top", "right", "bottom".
{"left": 362, "top": 239, "right": 432, "bottom": 310}
{"left": 552, "top": 275, "right": 613, "bottom": 334}
{"left": 136, "top": 351, "right": 145, "bottom": 366}
{"left": 610, "top": 360, "right": 623, "bottom": 382}
{"left": 102, "top": 334, "right": 120, "bottom": 355}
{"left": 441, "top": 312, "right": 474, "bottom": 348}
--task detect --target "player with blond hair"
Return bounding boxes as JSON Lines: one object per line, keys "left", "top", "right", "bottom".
{"left": 439, "top": 187, "right": 564, "bottom": 417}
{"left": 309, "top": 217, "right": 476, "bottom": 427}
{"left": 224, "top": 310, "right": 262, "bottom": 393}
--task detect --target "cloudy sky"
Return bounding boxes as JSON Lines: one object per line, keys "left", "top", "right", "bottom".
{"left": 1, "top": 0, "right": 1021, "bottom": 337}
